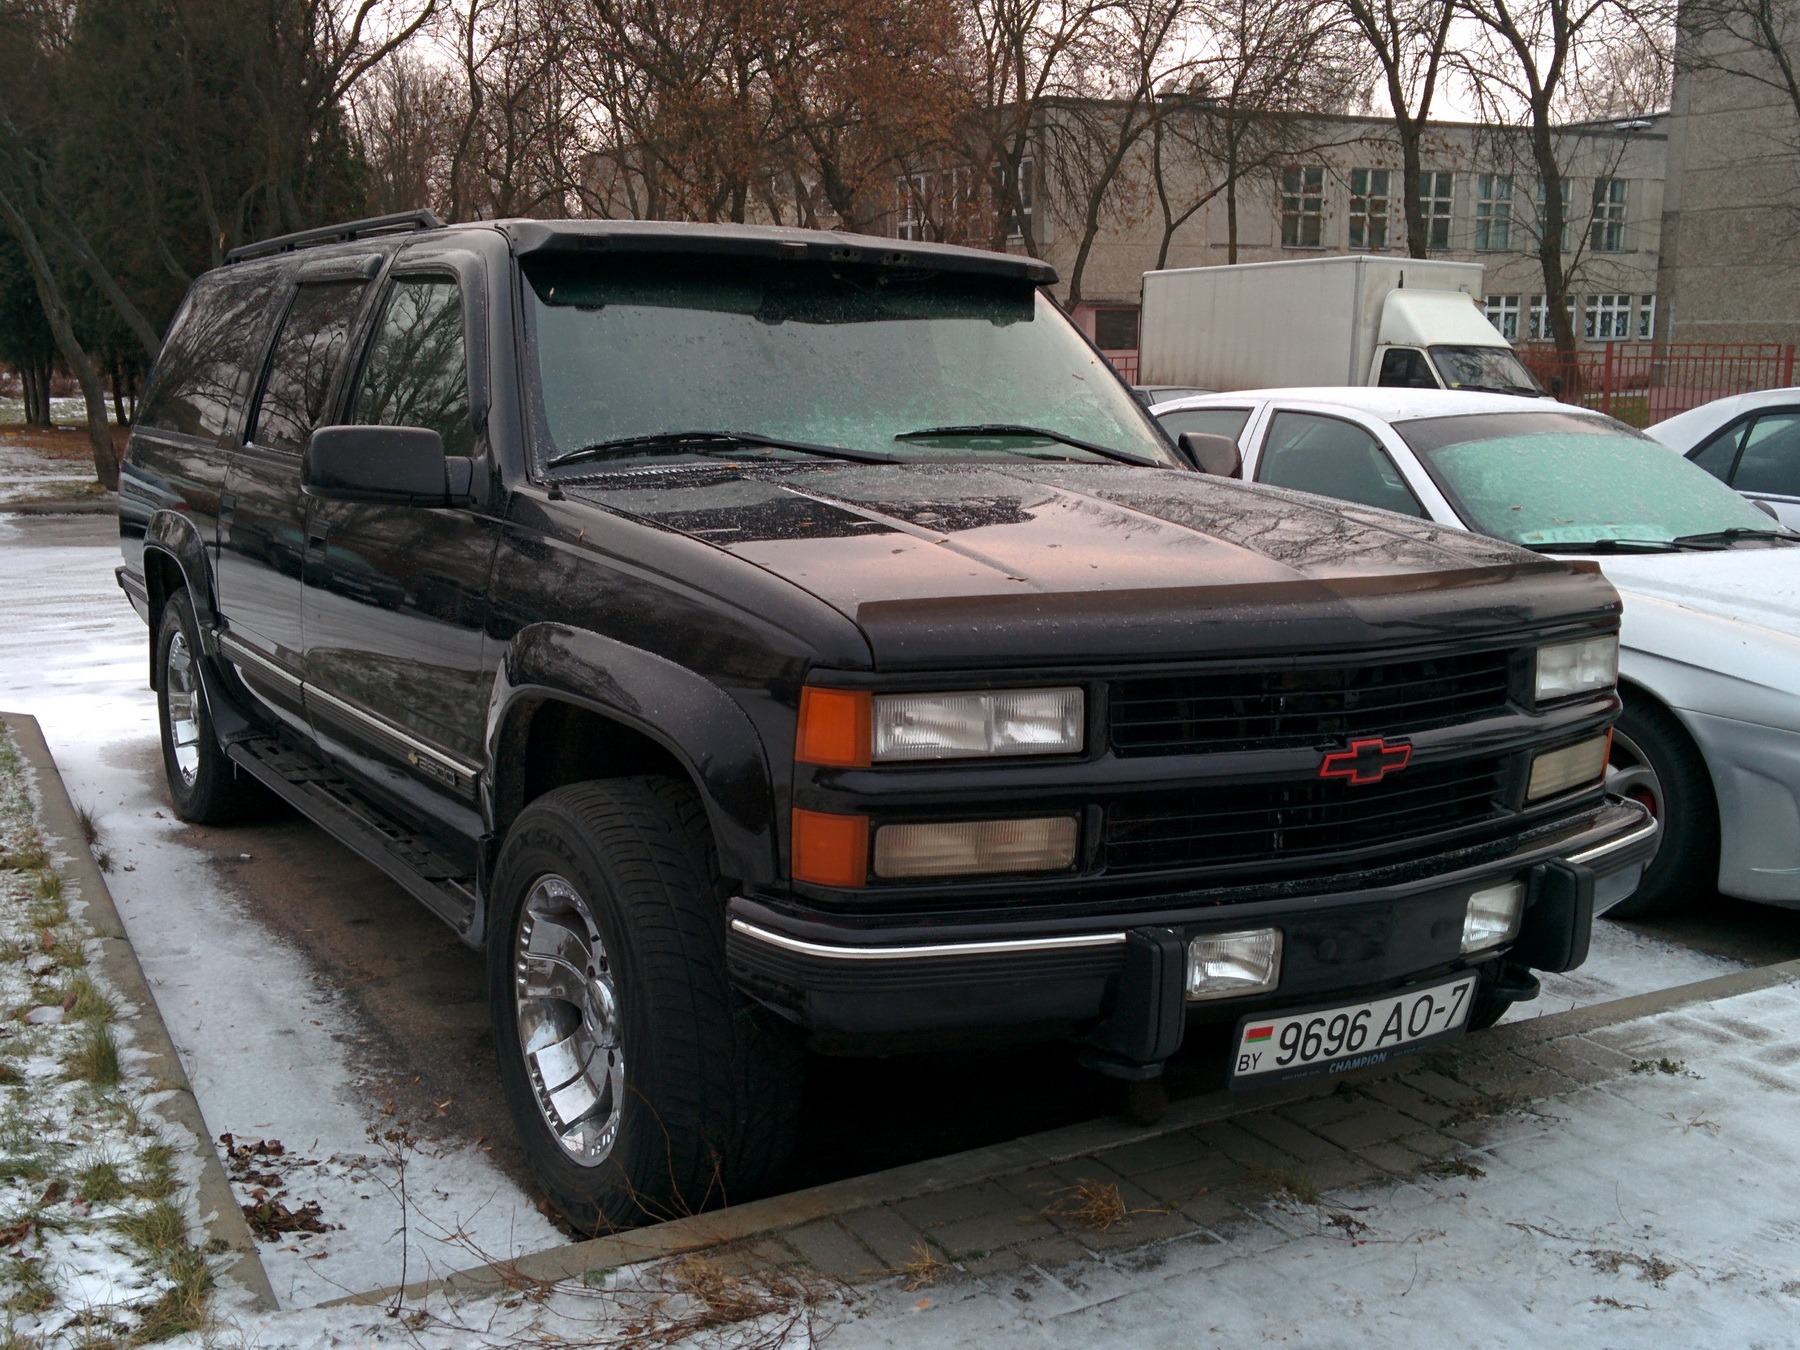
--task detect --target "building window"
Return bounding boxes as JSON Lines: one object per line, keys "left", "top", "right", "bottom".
{"left": 1637, "top": 294, "right": 1657, "bottom": 340}
{"left": 1591, "top": 178, "right": 1627, "bottom": 252}
{"left": 1484, "top": 295, "right": 1521, "bottom": 341}
{"left": 1349, "top": 169, "right": 1389, "bottom": 250}
{"left": 1281, "top": 166, "right": 1325, "bottom": 247}
{"left": 1534, "top": 179, "right": 1571, "bottom": 252}
{"left": 1585, "top": 294, "right": 1634, "bottom": 340}
{"left": 895, "top": 167, "right": 976, "bottom": 242}
{"left": 1093, "top": 308, "right": 1139, "bottom": 351}
{"left": 1415, "top": 171, "right": 1453, "bottom": 250}
{"left": 1528, "top": 294, "right": 1578, "bottom": 340}
{"left": 1474, "top": 175, "right": 1512, "bottom": 250}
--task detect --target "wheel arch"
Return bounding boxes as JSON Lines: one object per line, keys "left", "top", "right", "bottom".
{"left": 141, "top": 509, "right": 216, "bottom": 690}
{"left": 486, "top": 623, "right": 780, "bottom": 901}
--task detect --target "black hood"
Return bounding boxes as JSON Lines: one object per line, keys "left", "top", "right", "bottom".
{"left": 567, "top": 461, "right": 1618, "bottom": 670}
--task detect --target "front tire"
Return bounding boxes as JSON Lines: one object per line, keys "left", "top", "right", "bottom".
{"left": 1603, "top": 693, "right": 1718, "bottom": 920}
{"left": 488, "top": 779, "right": 801, "bottom": 1233}
{"left": 155, "top": 592, "right": 268, "bottom": 824}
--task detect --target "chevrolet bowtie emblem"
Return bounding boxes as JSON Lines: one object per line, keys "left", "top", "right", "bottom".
{"left": 1319, "top": 737, "right": 1413, "bottom": 785}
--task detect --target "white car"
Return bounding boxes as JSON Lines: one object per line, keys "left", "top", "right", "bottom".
{"left": 1646, "top": 387, "right": 1800, "bottom": 528}
{"left": 1153, "top": 386, "right": 1800, "bottom": 918}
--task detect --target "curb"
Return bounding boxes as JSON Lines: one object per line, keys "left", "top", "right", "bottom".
{"left": 2, "top": 712, "right": 278, "bottom": 1311}
{"left": 331, "top": 947, "right": 1800, "bottom": 1308}
{"left": 2, "top": 498, "right": 117, "bottom": 516}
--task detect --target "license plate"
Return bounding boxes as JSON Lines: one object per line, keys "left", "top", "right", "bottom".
{"left": 1230, "top": 975, "right": 1478, "bottom": 1087}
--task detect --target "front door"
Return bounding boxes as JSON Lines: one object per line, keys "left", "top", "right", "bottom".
{"left": 301, "top": 272, "right": 499, "bottom": 817}
{"left": 216, "top": 278, "right": 370, "bottom": 729}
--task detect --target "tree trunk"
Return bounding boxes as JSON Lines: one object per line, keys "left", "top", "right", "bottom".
{"left": 1400, "top": 141, "right": 1428, "bottom": 258}
{"left": 0, "top": 189, "right": 118, "bottom": 487}
{"left": 1225, "top": 177, "right": 1239, "bottom": 263}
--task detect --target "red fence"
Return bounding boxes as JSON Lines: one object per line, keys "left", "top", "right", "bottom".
{"left": 1103, "top": 349, "right": 1140, "bottom": 383}
{"left": 1517, "top": 343, "right": 1798, "bottom": 427}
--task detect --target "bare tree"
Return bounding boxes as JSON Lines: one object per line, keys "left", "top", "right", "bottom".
{"left": 1335, "top": 0, "right": 1456, "bottom": 255}
{"left": 1453, "top": 0, "right": 1670, "bottom": 352}
{"left": 1043, "top": 0, "right": 1190, "bottom": 304}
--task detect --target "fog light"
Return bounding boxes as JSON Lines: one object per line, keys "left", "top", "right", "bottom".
{"left": 1462, "top": 880, "right": 1525, "bottom": 953}
{"left": 1186, "top": 928, "right": 1282, "bottom": 1002}
{"left": 871, "top": 816, "right": 1077, "bottom": 879}
{"left": 1528, "top": 733, "right": 1610, "bottom": 800}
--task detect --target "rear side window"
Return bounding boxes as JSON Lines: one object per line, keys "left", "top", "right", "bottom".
{"left": 138, "top": 269, "right": 276, "bottom": 442}
{"left": 1689, "top": 423, "right": 1742, "bottom": 480}
{"left": 250, "top": 281, "right": 369, "bottom": 454}
{"left": 352, "top": 277, "right": 474, "bottom": 456}
{"left": 1730, "top": 412, "right": 1800, "bottom": 496}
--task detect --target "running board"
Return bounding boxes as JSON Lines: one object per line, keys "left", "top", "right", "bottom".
{"left": 226, "top": 735, "right": 478, "bottom": 937}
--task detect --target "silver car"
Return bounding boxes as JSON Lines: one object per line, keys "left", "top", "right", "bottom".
{"left": 1154, "top": 386, "right": 1800, "bottom": 918}
{"left": 1647, "top": 387, "right": 1800, "bottom": 528}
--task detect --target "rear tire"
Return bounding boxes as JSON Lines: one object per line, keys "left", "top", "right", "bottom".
{"left": 488, "top": 778, "right": 801, "bottom": 1233}
{"left": 155, "top": 592, "right": 269, "bottom": 824}
{"left": 1603, "top": 693, "right": 1717, "bottom": 920}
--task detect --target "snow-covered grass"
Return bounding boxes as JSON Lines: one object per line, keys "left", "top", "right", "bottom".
{"left": 0, "top": 729, "right": 214, "bottom": 1347}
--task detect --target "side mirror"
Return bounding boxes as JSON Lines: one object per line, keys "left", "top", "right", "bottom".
{"left": 1753, "top": 497, "right": 1780, "bottom": 520}
{"left": 1177, "top": 431, "right": 1243, "bottom": 478}
{"left": 303, "top": 426, "right": 470, "bottom": 506}
{"left": 1549, "top": 374, "right": 1565, "bottom": 396}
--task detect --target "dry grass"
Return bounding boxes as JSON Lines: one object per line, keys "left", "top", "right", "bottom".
{"left": 129, "top": 1244, "right": 211, "bottom": 1343}
{"left": 898, "top": 1240, "right": 950, "bottom": 1291}
{"left": 1253, "top": 1166, "right": 1322, "bottom": 1206}
{"left": 1039, "top": 1178, "right": 1165, "bottom": 1233}
{"left": 78, "top": 1161, "right": 127, "bottom": 1205}
{"left": 69, "top": 1024, "right": 120, "bottom": 1087}
{"left": 113, "top": 1203, "right": 186, "bottom": 1260}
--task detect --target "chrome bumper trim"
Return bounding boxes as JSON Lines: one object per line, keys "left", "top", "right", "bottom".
{"left": 728, "top": 918, "right": 1128, "bottom": 962}
{"left": 1567, "top": 816, "right": 1659, "bottom": 867}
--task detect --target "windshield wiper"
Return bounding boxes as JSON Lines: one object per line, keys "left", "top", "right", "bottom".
{"left": 1668, "top": 526, "right": 1799, "bottom": 547}
{"left": 548, "top": 430, "right": 900, "bottom": 469}
{"left": 1524, "top": 538, "right": 1715, "bottom": 555}
{"left": 893, "top": 423, "right": 1155, "bottom": 467}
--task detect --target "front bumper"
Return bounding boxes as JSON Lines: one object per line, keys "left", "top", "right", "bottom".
{"left": 1680, "top": 709, "right": 1800, "bottom": 906}
{"left": 729, "top": 798, "right": 1655, "bottom": 1064}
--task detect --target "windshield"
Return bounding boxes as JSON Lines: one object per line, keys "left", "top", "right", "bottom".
{"left": 1398, "top": 411, "right": 1779, "bottom": 548}
{"left": 522, "top": 254, "right": 1179, "bottom": 469}
{"left": 1428, "top": 346, "right": 1541, "bottom": 396}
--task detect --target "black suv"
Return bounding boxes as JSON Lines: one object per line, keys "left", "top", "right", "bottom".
{"left": 117, "top": 211, "right": 1654, "bottom": 1230}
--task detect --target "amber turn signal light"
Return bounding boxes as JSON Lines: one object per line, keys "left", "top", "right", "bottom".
{"left": 795, "top": 687, "right": 872, "bottom": 767}
{"left": 791, "top": 808, "right": 869, "bottom": 888}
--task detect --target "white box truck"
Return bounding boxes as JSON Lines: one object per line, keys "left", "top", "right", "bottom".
{"left": 1138, "top": 255, "right": 1541, "bottom": 396}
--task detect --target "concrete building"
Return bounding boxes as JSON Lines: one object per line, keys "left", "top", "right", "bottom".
{"left": 962, "top": 108, "right": 1669, "bottom": 377}
{"left": 1659, "top": 2, "right": 1800, "bottom": 345}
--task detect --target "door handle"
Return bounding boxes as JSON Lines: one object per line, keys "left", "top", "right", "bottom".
{"left": 307, "top": 531, "right": 327, "bottom": 554}
{"left": 220, "top": 491, "right": 236, "bottom": 516}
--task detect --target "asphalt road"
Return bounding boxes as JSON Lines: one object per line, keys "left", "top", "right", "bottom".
{"left": 22, "top": 513, "right": 1800, "bottom": 1212}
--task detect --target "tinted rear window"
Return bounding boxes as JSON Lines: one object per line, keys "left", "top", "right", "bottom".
{"left": 138, "top": 268, "right": 278, "bottom": 442}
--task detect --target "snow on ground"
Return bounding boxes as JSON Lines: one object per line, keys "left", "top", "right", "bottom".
{"left": 0, "top": 440, "right": 92, "bottom": 509}
{"left": 1508, "top": 920, "right": 1745, "bottom": 1024}
{"left": 0, "top": 514, "right": 563, "bottom": 1307}
{"left": 826, "top": 981, "right": 1800, "bottom": 1350}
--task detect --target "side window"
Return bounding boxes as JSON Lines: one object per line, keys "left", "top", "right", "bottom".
{"left": 250, "top": 281, "right": 369, "bottom": 454}
{"left": 1157, "top": 408, "right": 1252, "bottom": 442}
{"left": 1257, "top": 411, "right": 1425, "bottom": 518}
{"left": 138, "top": 268, "right": 277, "bottom": 443}
{"left": 1689, "top": 423, "right": 1743, "bottom": 481}
{"left": 353, "top": 277, "right": 474, "bottom": 457}
{"left": 1730, "top": 412, "right": 1800, "bottom": 497}
{"left": 1378, "top": 348, "right": 1437, "bottom": 390}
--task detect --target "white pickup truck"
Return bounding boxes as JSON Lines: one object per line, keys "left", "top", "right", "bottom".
{"left": 1139, "top": 255, "right": 1542, "bottom": 397}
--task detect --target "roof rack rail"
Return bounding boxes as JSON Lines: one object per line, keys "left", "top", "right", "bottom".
{"left": 225, "top": 209, "right": 444, "bottom": 264}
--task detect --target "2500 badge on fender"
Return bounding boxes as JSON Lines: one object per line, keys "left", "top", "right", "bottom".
{"left": 117, "top": 210, "right": 1656, "bottom": 1230}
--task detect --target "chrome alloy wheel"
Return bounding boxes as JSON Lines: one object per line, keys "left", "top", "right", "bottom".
{"left": 164, "top": 630, "right": 202, "bottom": 788}
{"left": 514, "top": 875, "right": 626, "bottom": 1166}
{"left": 1607, "top": 727, "right": 1663, "bottom": 864}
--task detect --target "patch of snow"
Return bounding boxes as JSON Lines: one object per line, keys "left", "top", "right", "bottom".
{"left": 0, "top": 518, "right": 562, "bottom": 1307}
{"left": 1506, "top": 919, "right": 1746, "bottom": 1024}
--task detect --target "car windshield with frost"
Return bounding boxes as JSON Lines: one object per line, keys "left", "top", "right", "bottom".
{"left": 1397, "top": 410, "right": 1795, "bottom": 552}
{"left": 521, "top": 253, "right": 1180, "bottom": 471}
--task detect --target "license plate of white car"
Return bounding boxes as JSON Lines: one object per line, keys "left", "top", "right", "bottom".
{"left": 1230, "top": 975, "right": 1479, "bottom": 1087}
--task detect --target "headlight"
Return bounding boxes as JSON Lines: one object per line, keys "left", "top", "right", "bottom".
{"left": 874, "top": 688, "right": 1085, "bottom": 762}
{"left": 795, "top": 687, "right": 1086, "bottom": 766}
{"left": 1528, "top": 733, "right": 1611, "bottom": 800}
{"left": 872, "top": 816, "right": 1078, "bottom": 879}
{"left": 1534, "top": 635, "right": 1619, "bottom": 701}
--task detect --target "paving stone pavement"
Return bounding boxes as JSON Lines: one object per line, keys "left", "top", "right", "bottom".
{"left": 337, "top": 958, "right": 1800, "bottom": 1311}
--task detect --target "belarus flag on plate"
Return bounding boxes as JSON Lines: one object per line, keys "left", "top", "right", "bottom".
{"left": 1245, "top": 1025, "right": 1274, "bottom": 1044}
